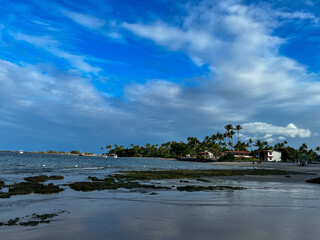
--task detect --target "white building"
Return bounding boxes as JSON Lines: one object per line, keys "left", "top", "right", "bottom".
{"left": 198, "top": 150, "right": 214, "bottom": 159}
{"left": 256, "top": 150, "right": 282, "bottom": 162}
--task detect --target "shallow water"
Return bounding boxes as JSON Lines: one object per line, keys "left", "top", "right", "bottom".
{"left": 0, "top": 152, "right": 320, "bottom": 240}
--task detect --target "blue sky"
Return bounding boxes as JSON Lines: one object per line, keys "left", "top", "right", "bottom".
{"left": 0, "top": 0, "right": 320, "bottom": 152}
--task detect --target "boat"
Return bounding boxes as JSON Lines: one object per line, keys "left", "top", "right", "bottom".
{"left": 108, "top": 154, "right": 118, "bottom": 158}
{"left": 19, "top": 150, "right": 23, "bottom": 154}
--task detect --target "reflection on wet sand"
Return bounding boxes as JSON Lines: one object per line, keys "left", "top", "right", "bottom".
{"left": 1, "top": 179, "right": 320, "bottom": 240}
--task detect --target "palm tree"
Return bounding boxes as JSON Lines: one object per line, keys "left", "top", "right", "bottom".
{"left": 224, "top": 124, "right": 234, "bottom": 150}
{"left": 254, "top": 139, "right": 263, "bottom": 150}
{"left": 299, "top": 143, "right": 308, "bottom": 155}
{"left": 248, "top": 139, "right": 253, "bottom": 152}
{"left": 316, "top": 146, "right": 320, "bottom": 155}
{"left": 235, "top": 125, "right": 242, "bottom": 153}
{"left": 229, "top": 130, "right": 235, "bottom": 151}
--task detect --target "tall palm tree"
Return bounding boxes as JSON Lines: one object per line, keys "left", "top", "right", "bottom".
{"left": 248, "top": 139, "right": 253, "bottom": 152}
{"left": 316, "top": 146, "right": 320, "bottom": 155}
{"left": 254, "top": 139, "right": 263, "bottom": 150}
{"left": 229, "top": 130, "right": 235, "bottom": 151}
{"left": 235, "top": 124, "right": 242, "bottom": 153}
{"left": 224, "top": 124, "right": 233, "bottom": 150}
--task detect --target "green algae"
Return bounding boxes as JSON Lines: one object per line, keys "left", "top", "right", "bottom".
{"left": 0, "top": 182, "right": 64, "bottom": 198}
{"left": 0, "top": 211, "right": 68, "bottom": 227}
{"left": 177, "top": 185, "right": 246, "bottom": 192}
{"left": 115, "top": 169, "right": 295, "bottom": 181}
{"left": 69, "top": 177, "right": 170, "bottom": 192}
{"left": 24, "top": 175, "right": 64, "bottom": 183}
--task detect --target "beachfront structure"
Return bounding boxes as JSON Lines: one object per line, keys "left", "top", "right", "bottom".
{"left": 256, "top": 150, "right": 282, "bottom": 162}
{"left": 221, "top": 151, "right": 251, "bottom": 158}
{"left": 198, "top": 150, "right": 214, "bottom": 159}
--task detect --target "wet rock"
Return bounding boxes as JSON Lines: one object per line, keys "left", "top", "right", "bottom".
{"left": 306, "top": 177, "right": 320, "bottom": 184}
{"left": 177, "top": 185, "right": 246, "bottom": 192}
{"left": 0, "top": 182, "right": 64, "bottom": 198}
{"left": 24, "top": 175, "right": 64, "bottom": 183}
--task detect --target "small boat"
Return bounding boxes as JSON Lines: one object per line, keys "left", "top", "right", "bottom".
{"left": 19, "top": 150, "right": 23, "bottom": 154}
{"left": 108, "top": 154, "right": 118, "bottom": 158}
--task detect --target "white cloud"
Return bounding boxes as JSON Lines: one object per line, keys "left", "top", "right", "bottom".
{"left": 11, "top": 32, "right": 100, "bottom": 74}
{"left": 0, "top": 59, "right": 105, "bottom": 114}
{"left": 275, "top": 11, "right": 319, "bottom": 24}
{"left": 60, "top": 9, "right": 105, "bottom": 29}
{"left": 242, "top": 122, "right": 311, "bottom": 138}
{"left": 123, "top": 0, "right": 320, "bottom": 111}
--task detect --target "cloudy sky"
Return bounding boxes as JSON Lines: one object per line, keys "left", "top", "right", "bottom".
{"left": 1, "top": 0, "right": 319, "bottom": 152}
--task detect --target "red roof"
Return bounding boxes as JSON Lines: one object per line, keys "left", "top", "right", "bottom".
{"left": 223, "top": 151, "right": 251, "bottom": 154}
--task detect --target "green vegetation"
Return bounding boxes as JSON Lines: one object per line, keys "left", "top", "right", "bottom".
{"left": 177, "top": 185, "right": 246, "bottom": 192}
{"left": 0, "top": 181, "right": 64, "bottom": 199}
{"left": 103, "top": 124, "right": 319, "bottom": 161}
{"left": 46, "top": 150, "right": 57, "bottom": 154}
{"left": 68, "top": 176, "right": 170, "bottom": 192}
{"left": 69, "top": 150, "right": 81, "bottom": 155}
{"left": 0, "top": 211, "right": 68, "bottom": 227}
{"left": 24, "top": 175, "right": 64, "bottom": 183}
{"left": 114, "top": 169, "right": 295, "bottom": 181}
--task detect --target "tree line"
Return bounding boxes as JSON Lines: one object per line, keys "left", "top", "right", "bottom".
{"left": 102, "top": 124, "right": 320, "bottom": 161}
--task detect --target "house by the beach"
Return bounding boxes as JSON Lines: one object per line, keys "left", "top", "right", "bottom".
{"left": 221, "top": 151, "right": 251, "bottom": 158}
{"left": 198, "top": 150, "right": 214, "bottom": 159}
{"left": 256, "top": 150, "right": 282, "bottom": 162}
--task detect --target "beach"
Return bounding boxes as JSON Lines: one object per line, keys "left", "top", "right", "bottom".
{"left": 0, "top": 153, "right": 319, "bottom": 240}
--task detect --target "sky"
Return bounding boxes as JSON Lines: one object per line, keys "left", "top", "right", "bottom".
{"left": 0, "top": 0, "right": 320, "bottom": 152}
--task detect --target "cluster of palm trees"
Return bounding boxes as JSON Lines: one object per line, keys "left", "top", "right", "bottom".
{"left": 101, "top": 124, "right": 250, "bottom": 158}
{"left": 101, "top": 124, "right": 320, "bottom": 160}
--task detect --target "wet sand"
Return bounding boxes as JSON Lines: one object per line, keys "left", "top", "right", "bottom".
{"left": 209, "top": 161, "right": 320, "bottom": 173}
{"left": 205, "top": 161, "right": 319, "bottom": 184}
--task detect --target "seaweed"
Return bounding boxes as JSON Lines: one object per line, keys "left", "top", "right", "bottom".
{"left": 0, "top": 210, "right": 68, "bottom": 227}
{"left": 24, "top": 175, "right": 64, "bottom": 183}
{"left": 19, "top": 221, "right": 40, "bottom": 226}
{"left": 32, "top": 213, "right": 58, "bottom": 221}
{"left": 177, "top": 185, "right": 246, "bottom": 192}
{"left": 0, "top": 182, "right": 64, "bottom": 198}
{"left": 306, "top": 177, "right": 320, "bottom": 184}
{"left": 115, "top": 169, "right": 295, "bottom": 181}
{"left": 69, "top": 177, "right": 170, "bottom": 192}
{"left": 196, "top": 178, "right": 210, "bottom": 182}
{"left": 179, "top": 180, "right": 190, "bottom": 183}
{"left": 88, "top": 176, "right": 105, "bottom": 181}
{"left": 6, "top": 218, "right": 20, "bottom": 226}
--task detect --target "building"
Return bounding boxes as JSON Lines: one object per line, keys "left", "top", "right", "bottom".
{"left": 198, "top": 150, "right": 214, "bottom": 159}
{"left": 221, "top": 151, "right": 251, "bottom": 158}
{"left": 256, "top": 150, "right": 282, "bottom": 162}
